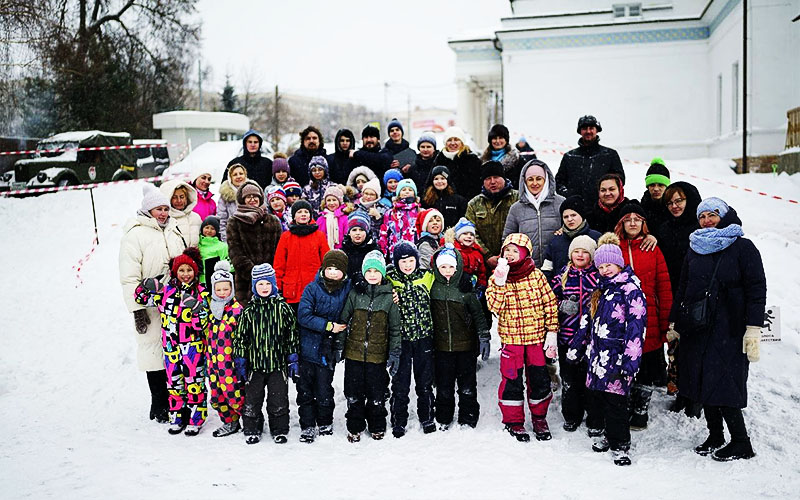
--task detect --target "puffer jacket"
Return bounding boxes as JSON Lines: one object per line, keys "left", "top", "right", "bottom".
{"left": 160, "top": 179, "right": 202, "bottom": 247}
{"left": 416, "top": 233, "right": 441, "bottom": 271}
{"left": 316, "top": 205, "right": 349, "bottom": 250}
{"left": 118, "top": 212, "right": 188, "bottom": 371}
{"left": 502, "top": 160, "right": 565, "bottom": 267}
{"left": 550, "top": 263, "right": 600, "bottom": 348}
{"left": 297, "top": 273, "right": 352, "bottom": 366}
{"left": 346, "top": 165, "right": 378, "bottom": 193}
{"left": 619, "top": 237, "right": 673, "bottom": 353}
{"left": 303, "top": 177, "right": 332, "bottom": 215}
{"left": 273, "top": 225, "right": 329, "bottom": 304}
{"left": 429, "top": 247, "right": 490, "bottom": 352}
{"left": 134, "top": 278, "right": 209, "bottom": 348}
{"left": 583, "top": 266, "right": 646, "bottom": 396}
{"left": 465, "top": 181, "right": 519, "bottom": 258}
{"left": 233, "top": 294, "right": 299, "bottom": 374}
{"left": 193, "top": 188, "right": 217, "bottom": 221}
{"left": 454, "top": 240, "right": 487, "bottom": 288}
{"left": 206, "top": 299, "right": 243, "bottom": 378}
{"left": 342, "top": 234, "right": 378, "bottom": 282}
{"left": 197, "top": 235, "right": 230, "bottom": 288}
{"left": 378, "top": 199, "right": 419, "bottom": 255}
{"left": 338, "top": 281, "right": 402, "bottom": 363}
{"left": 387, "top": 268, "right": 435, "bottom": 342}
{"left": 217, "top": 180, "right": 239, "bottom": 242}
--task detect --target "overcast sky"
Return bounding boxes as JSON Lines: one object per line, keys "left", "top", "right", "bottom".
{"left": 196, "top": 0, "right": 511, "bottom": 111}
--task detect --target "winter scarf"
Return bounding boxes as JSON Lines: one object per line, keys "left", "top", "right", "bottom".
{"left": 562, "top": 219, "right": 588, "bottom": 239}
{"left": 507, "top": 256, "right": 537, "bottom": 284}
{"left": 524, "top": 178, "right": 550, "bottom": 210}
{"left": 289, "top": 223, "right": 319, "bottom": 237}
{"left": 442, "top": 150, "right": 457, "bottom": 160}
{"left": 384, "top": 139, "right": 410, "bottom": 155}
{"left": 597, "top": 182, "right": 626, "bottom": 213}
{"left": 490, "top": 148, "right": 506, "bottom": 162}
{"left": 689, "top": 225, "right": 744, "bottom": 255}
{"left": 210, "top": 292, "right": 234, "bottom": 319}
{"left": 232, "top": 203, "right": 268, "bottom": 224}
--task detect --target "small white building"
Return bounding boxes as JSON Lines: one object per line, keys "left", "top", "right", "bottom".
{"left": 449, "top": 0, "right": 799, "bottom": 160}
{"left": 152, "top": 111, "right": 250, "bottom": 150}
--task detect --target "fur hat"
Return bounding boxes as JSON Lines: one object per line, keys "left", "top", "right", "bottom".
{"left": 387, "top": 118, "right": 404, "bottom": 135}
{"left": 272, "top": 157, "right": 289, "bottom": 175}
{"left": 361, "top": 177, "right": 381, "bottom": 197}
{"left": 323, "top": 185, "right": 344, "bottom": 205}
{"left": 454, "top": 217, "right": 476, "bottom": 239}
{"left": 645, "top": 158, "right": 671, "bottom": 187}
{"left": 480, "top": 160, "right": 504, "bottom": 181}
{"left": 417, "top": 208, "right": 444, "bottom": 235}
{"left": 200, "top": 215, "right": 221, "bottom": 237}
{"left": 170, "top": 247, "right": 201, "bottom": 278}
{"left": 282, "top": 180, "right": 302, "bottom": 198}
{"left": 362, "top": 125, "right": 380, "bottom": 139}
{"left": 348, "top": 211, "right": 371, "bottom": 233}
{"left": 291, "top": 199, "right": 313, "bottom": 220}
{"left": 395, "top": 178, "right": 417, "bottom": 198}
{"left": 267, "top": 186, "right": 287, "bottom": 204}
{"left": 362, "top": 250, "right": 386, "bottom": 277}
{"left": 322, "top": 249, "right": 349, "bottom": 276}
{"left": 488, "top": 124, "right": 510, "bottom": 143}
{"left": 383, "top": 168, "right": 404, "bottom": 186}
{"left": 594, "top": 233, "right": 624, "bottom": 268}
{"left": 696, "top": 197, "right": 730, "bottom": 219}
{"left": 251, "top": 263, "right": 278, "bottom": 296}
{"left": 141, "top": 183, "right": 170, "bottom": 213}
{"left": 568, "top": 235, "right": 597, "bottom": 260}
{"left": 435, "top": 243, "right": 458, "bottom": 269}
{"left": 392, "top": 241, "right": 419, "bottom": 270}
{"left": 417, "top": 133, "right": 437, "bottom": 149}
{"left": 559, "top": 195, "right": 587, "bottom": 220}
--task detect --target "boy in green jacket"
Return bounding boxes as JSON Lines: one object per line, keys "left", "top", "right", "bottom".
{"left": 337, "top": 250, "right": 402, "bottom": 442}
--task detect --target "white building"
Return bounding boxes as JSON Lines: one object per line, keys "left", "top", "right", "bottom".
{"left": 152, "top": 111, "right": 250, "bottom": 150}
{"left": 449, "top": 0, "right": 799, "bottom": 160}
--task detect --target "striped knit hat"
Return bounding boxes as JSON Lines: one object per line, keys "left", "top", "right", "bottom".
{"left": 348, "top": 211, "right": 371, "bottom": 233}
{"left": 362, "top": 250, "right": 386, "bottom": 277}
{"left": 454, "top": 217, "right": 476, "bottom": 238}
{"left": 283, "top": 180, "right": 302, "bottom": 198}
{"left": 251, "top": 263, "right": 278, "bottom": 296}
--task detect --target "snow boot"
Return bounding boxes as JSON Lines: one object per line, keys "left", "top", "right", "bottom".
{"left": 392, "top": 426, "right": 406, "bottom": 438}
{"left": 694, "top": 433, "right": 726, "bottom": 456}
{"left": 611, "top": 445, "right": 632, "bottom": 466}
{"left": 184, "top": 425, "right": 201, "bottom": 436}
{"left": 146, "top": 370, "right": 169, "bottom": 423}
{"left": 629, "top": 385, "right": 652, "bottom": 431}
{"left": 532, "top": 418, "right": 552, "bottom": 441}
{"left": 505, "top": 424, "right": 530, "bottom": 443}
{"left": 273, "top": 434, "right": 288, "bottom": 444}
{"left": 587, "top": 427, "right": 604, "bottom": 438}
{"left": 245, "top": 433, "right": 261, "bottom": 445}
{"left": 299, "top": 427, "right": 316, "bottom": 443}
{"left": 563, "top": 420, "right": 581, "bottom": 432}
{"left": 684, "top": 401, "right": 704, "bottom": 419}
{"left": 711, "top": 439, "right": 755, "bottom": 462}
{"left": 422, "top": 422, "right": 437, "bottom": 434}
{"left": 371, "top": 431, "right": 385, "bottom": 440}
{"left": 212, "top": 420, "right": 241, "bottom": 438}
{"left": 592, "top": 437, "right": 610, "bottom": 453}
{"left": 168, "top": 423, "right": 187, "bottom": 435}
{"left": 149, "top": 405, "right": 168, "bottom": 424}
{"left": 318, "top": 425, "right": 333, "bottom": 436}
{"left": 438, "top": 423, "right": 451, "bottom": 432}
{"left": 347, "top": 432, "right": 361, "bottom": 443}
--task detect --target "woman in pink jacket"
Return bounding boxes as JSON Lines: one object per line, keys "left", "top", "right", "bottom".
{"left": 191, "top": 169, "right": 217, "bottom": 221}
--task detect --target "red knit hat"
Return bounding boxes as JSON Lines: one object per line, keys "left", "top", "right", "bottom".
{"left": 170, "top": 247, "right": 201, "bottom": 277}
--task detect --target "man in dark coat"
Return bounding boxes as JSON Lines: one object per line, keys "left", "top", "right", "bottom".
{"left": 382, "top": 118, "right": 417, "bottom": 178}
{"left": 289, "top": 126, "right": 327, "bottom": 187}
{"left": 555, "top": 115, "right": 626, "bottom": 207}
{"left": 350, "top": 125, "right": 392, "bottom": 185}
{"left": 223, "top": 129, "right": 272, "bottom": 189}
{"left": 326, "top": 128, "right": 356, "bottom": 185}
{"left": 410, "top": 133, "right": 438, "bottom": 190}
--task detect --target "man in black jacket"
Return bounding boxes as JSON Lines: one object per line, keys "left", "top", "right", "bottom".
{"left": 224, "top": 129, "right": 272, "bottom": 189}
{"left": 555, "top": 115, "right": 625, "bottom": 207}
{"left": 326, "top": 128, "right": 356, "bottom": 185}
{"left": 350, "top": 125, "right": 392, "bottom": 186}
{"left": 289, "top": 126, "right": 327, "bottom": 187}
{"left": 382, "top": 118, "right": 417, "bottom": 177}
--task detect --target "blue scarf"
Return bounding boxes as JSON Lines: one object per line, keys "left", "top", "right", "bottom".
{"left": 689, "top": 224, "right": 744, "bottom": 255}
{"left": 490, "top": 149, "right": 506, "bottom": 162}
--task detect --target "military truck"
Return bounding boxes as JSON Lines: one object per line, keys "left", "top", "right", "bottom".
{"left": 0, "top": 130, "right": 169, "bottom": 192}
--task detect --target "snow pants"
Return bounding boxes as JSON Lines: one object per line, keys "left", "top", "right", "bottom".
{"left": 435, "top": 350, "right": 479, "bottom": 427}
{"left": 498, "top": 343, "right": 552, "bottom": 425}
{"left": 390, "top": 337, "right": 435, "bottom": 430}
{"left": 589, "top": 390, "right": 630, "bottom": 448}
{"left": 297, "top": 360, "right": 335, "bottom": 430}
{"left": 164, "top": 339, "right": 207, "bottom": 427}
{"left": 558, "top": 343, "right": 588, "bottom": 425}
{"left": 207, "top": 331, "right": 244, "bottom": 424}
{"left": 344, "top": 359, "right": 389, "bottom": 434}
{"left": 243, "top": 370, "right": 289, "bottom": 437}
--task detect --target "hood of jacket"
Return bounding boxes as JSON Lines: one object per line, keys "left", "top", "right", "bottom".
{"left": 431, "top": 246, "right": 464, "bottom": 286}
{"left": 124, "top": 210, "right": 179, "bottom": 234}
{"left": 346, "top": 165, "right": 378, "bottom": 188}
{"left": 219, "top": 180, "right": 238, "bottom": 203}
{"left": 667, "top": 181, "right": 702, "bottom": 226}
{"left": 518, "top": 159, "right": 557, "bottom": 207}
{"left": 334, "top": 128, "right": 356, "bottom": 154}
{"left": 160, "top": 178, "right": 198, "bottom": 216}
{"left": 241, "top": 129, "right": 264, "bottom": 157}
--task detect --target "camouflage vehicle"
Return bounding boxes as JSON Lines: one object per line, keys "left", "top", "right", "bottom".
{"left": 0, "top": 130, "right": 168, "bottom": 192}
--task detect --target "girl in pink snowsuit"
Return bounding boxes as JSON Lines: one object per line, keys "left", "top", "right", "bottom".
{"left": 379, "top": 178, "right": 420, "bottom": 256}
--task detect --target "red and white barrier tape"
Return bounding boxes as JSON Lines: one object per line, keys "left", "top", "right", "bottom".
{"left": 72, "top": 236, "right": 99, "bottom": 287}
{"left": 0, "top": 172, "right": 191, "bottom": 197}
{"left": 0, "top": 143, "right": 185, "bottom": 156}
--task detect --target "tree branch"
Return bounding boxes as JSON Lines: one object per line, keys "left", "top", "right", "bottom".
{"left": 88, "top": 0, "right": 134, "bottom": 32}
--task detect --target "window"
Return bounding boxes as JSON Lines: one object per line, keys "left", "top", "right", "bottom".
{"left": 731, "top": 62, "right": 739, "bottom": 131}
{"left": 613, "top": 3, "right": 642, "bottom": 18}
{"left": 629, "top": 3, "right": 641, "bottom": 16}
{"left": 613, "top": 5, "right": 626, "bottom": 17}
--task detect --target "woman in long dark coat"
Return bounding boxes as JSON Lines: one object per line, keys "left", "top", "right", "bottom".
{"left": 671, "top": 197, "right": 766, "bottom": 462}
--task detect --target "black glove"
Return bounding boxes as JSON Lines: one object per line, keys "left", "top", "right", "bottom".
{"left": 386, "top": 351, "right": 401, "bottom": 377}
{"left": 352, "top": 274, "right": 368, "bottom": 294}
{"left": 458, "top": 273, "right": 475, "bottom": 293}
{"left": 479, "top": 338, "right": 491, "bottom": 361}
{"left": 181, "top": 293, "right": 204, "bottom": 314}
{"left": 133, "top": 309, "right": 150, "bottom": 334}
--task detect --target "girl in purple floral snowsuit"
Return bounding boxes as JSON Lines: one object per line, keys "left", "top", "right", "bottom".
{"left": 579, "top": 233, "right": 646, "bottom": 466}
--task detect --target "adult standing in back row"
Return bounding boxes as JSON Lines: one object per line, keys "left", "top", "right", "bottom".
{"left": 224, "top": 130, "right": 272, "bottom": 189}
{"left": 434, "top": 126, "right": 482, "bottom": 201}
{"left": 290, "top": 126, "right": 327, "bottom": 187}
{"left": 383, "top": 118, "right": 417, "bottom": 178}
{"left": 556, "top": 115, "right": 625, "bottom": 207}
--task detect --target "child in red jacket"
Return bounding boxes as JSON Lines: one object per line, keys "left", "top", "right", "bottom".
{"left": 274, "top": 200, "right": 330, "bottom": 313}
{"left": 451, "top": 217, "right": 487, "bottom": 289}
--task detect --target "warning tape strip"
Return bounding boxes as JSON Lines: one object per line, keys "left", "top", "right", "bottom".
{"left": 0, "top": 172, "right": 191, "bottom": 197}
{"left": 514, "top": 132, "right": 799, "bottom": 205}
{"left": 72, "top": 236, "right": 99, "bottom": 287}
{"left": 0, "top": 143, "right": 186, "bottom": 156}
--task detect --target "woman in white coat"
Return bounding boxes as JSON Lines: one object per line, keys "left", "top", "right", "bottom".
{"left": 119, "top": 184, "right": 188, "bottom": 422}
{"left": 160, "top": 178, "right": 202, "bottom": 247}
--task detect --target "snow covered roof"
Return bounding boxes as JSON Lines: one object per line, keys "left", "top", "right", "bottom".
{"left": 152, "top": 111, "right": 249, "bottom": 132}
{"left": 41, "top": 130, "right": 131, "bottom": 143}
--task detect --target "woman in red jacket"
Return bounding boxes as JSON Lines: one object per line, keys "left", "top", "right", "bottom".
{"left": 614, "top": 201, "right": 672, "bottom": 430}
{"left": 274, "top": 199, "right": 330, "bottom": 313}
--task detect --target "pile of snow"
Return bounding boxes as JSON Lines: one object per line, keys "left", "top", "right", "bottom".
{"left": 166, "top": 141, "right": 269, "bottom": 183}
{"left": 1, "top": 153, "right": 799, "bottom": 497}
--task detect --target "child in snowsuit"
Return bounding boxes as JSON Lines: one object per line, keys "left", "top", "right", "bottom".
{"left": 134, "top": 247, "right": 209, "bottom": 436}
{"left": 582, "top": 233, "right": 646, "bottom": 466}
{"left": 296, "top": 250, "right": 352, "bottom": 443}
{"left": 415, "top": 208, "right": 444, "bottom": 271}
{"left": 430, "top": 244, "right": 491, "bottom": 430}
{"left": 205, "top": 260, "right": 245, "bottom": 437}
{"left": 379, "top": 178, "right": 420, "bottom": 256}
{"left": 378, "top": 168, "right": 403, "bottom": 209}
{"left": 353, "top": 177, "right": 385, "bottom": 241}
{"left": 233, "top": 263, "right": 300, "bottom": 445}
{"left": 302, "top": 156, "right": 332, "bottom": 214}
{"left": 487, "top": 233, "right": 559, "bottom": 442}
{"left": 549, "top": 235, "right": 599, "bottom": 432}
{"left": 342, "top": 211, "right": 378, "bottom": 284}
{"left": 386, "top": 242, "right": 436, "bottom": 437}
{"left": 452, "top": 217, "right": 488, "bottom": 290}
{"left": 337, "top": 250, "right": 402, "bottom": 442}
{"left": 316, "top": 185, "right": 351, "bottom": 250}
{"left": 198, "top": 216, "right": 231, "bottom": 289}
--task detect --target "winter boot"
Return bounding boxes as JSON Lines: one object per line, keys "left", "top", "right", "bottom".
{"left": 146, "top": 370, "right": 169, "bottom": 423}
{"left": 212, "top": 420, "right": 241, "bottom": 438}
{"left": 273, "top": 434, "right": 288, "bottom": 444}
{"left": 318, "top": 425, "right": 333, "bottom": 436}
{"left": 505, "top": 424, "right": 531, "bottom": 443}
{"left": 532, "top": 418, "right": 552, "bottom": 441}
{"left": 299, "top": 427, "right": 316, "bottom": 443}
{"left": 168, "top": 422, "right": 187, "bottom": 435}
{"left": 438, "top": 423, "right": 451, "bottom": 432}
{"left": 592, "top": 437, "right": 610, "bottom": 453}
{"left": 695, "top": 433, "right": 726, "bottom": 456}
{"left": 392, "top": 426, "right": 406, "bottom": 438}
{"left": 563, "top": 420, "right": 581, "bottom": 432}
{"left": 245, "top": 433, "right": 261, "bottom": 445}
{"left": 711, "top": 439, "right": 755, "bottom": 462}
{"left": 684, "top": 401, "right": 704, "bottom": 419}
{"left": 629, "top": 385, "right": 652, "bottom": 431}
{"left": 587, "top": 427, "right": 605, "bottom": 438}
{"left": 347, "top": 432, "right": 361, "bottom": 443}
{"left": 611, "top": 444, "right": 632, "bottom": 466}
{"left": 184, "top": 425, "right": 201, "bottom": 436}
{"left": 371, "top": 431, "right": 385, "bottom": 440}
{"left": 422, "top": 422, "right": 437, "bottom": 434}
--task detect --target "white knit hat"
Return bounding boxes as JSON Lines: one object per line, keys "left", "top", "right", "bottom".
{"left": 141, "top": 183, "right": 170, "bottom": 212}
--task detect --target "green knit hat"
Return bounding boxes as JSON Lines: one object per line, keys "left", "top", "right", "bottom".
{"left": 361, "top": 249, "right": 386, "bottom": 277}
{"left": 645, "top": 158, "right": 671, "bottom": 187}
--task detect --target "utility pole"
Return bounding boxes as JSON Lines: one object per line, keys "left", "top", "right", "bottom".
{"left": 274, "top": 85, "right": 280, "bottom": 152}
{"left": 198, "top": 60, "right": 203, "bottom": 111}
{"left": 742, "top": 0, "right": 748, "bottom": 173}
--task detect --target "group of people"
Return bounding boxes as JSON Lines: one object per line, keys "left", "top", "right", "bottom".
{"left": 118, "top": 115, "right": 767, "bottom": 466}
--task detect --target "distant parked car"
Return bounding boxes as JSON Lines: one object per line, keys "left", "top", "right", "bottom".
{"left": 133, "top": 139, "right": 171, "bottom": 177}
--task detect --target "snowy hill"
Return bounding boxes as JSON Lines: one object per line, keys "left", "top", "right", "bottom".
{"left": 1, "top": 150, "right": 799, "bottom": 499}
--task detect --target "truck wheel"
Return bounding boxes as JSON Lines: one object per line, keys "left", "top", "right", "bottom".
{"left": 58, "top": 178, "right": 76, "bottom": 187}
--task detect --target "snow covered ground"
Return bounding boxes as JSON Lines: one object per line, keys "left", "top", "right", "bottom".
{"left": 1, "top": 152, "right": 799, "bottom": 499}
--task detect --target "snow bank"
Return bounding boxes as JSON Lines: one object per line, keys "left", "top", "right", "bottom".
{"left": 1, "top": 155, "right": 799, "bottom": 498}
